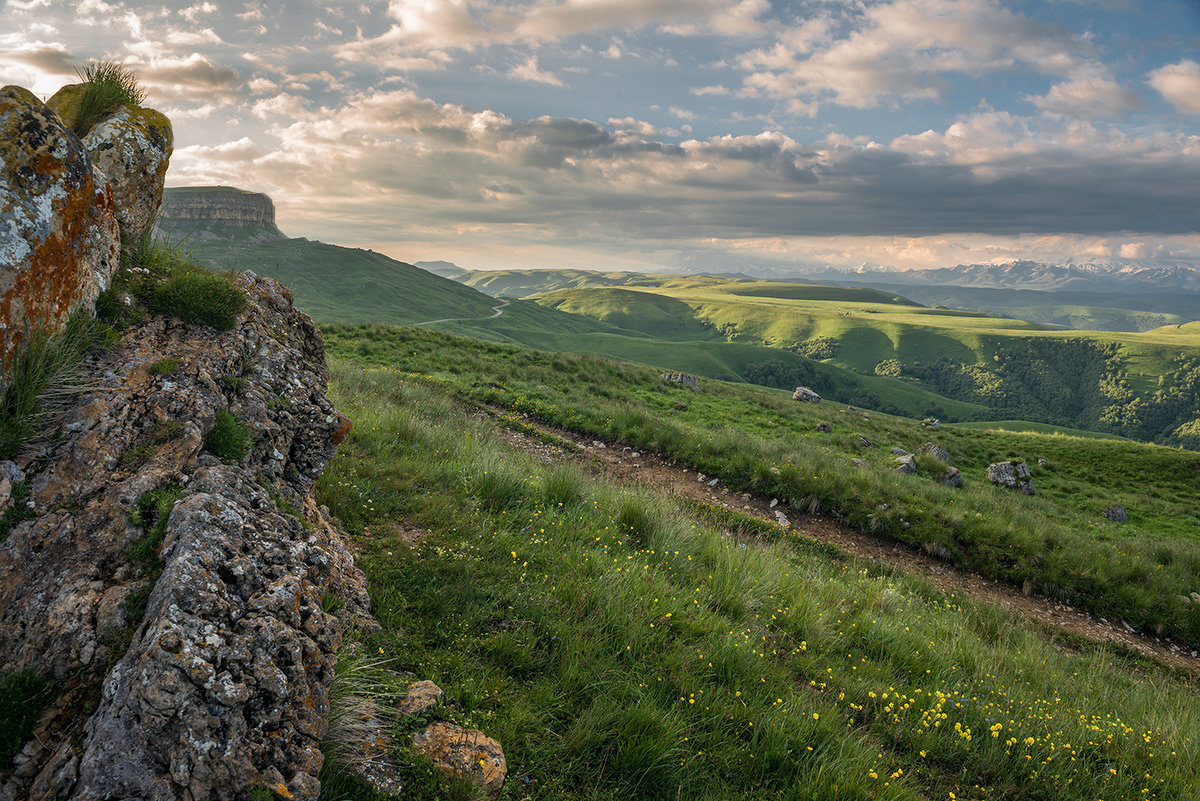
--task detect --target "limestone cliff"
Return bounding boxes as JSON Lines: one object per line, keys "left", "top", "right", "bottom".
{"left": 157, "top": 187, "right": 287, "bottom": 243}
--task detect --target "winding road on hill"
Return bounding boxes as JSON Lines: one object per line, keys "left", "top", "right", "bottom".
{"left": 486, "top": 408, "right": 1200, "bottom": 680}
{"left": 414, "top": 298, "right": 509, "bottom": 326}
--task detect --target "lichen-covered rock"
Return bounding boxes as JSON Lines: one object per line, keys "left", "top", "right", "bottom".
{"left": 1104, "top": 504, "right": 1127, "bottom": 523}
{"left": 398, "top": 680, "right": 444, "bottom": 717}
{"left": 0, "top": 85, "right": 119, "bottom": 366}
{"left": 986, "top": 460, "right": 1035, "bottom": 495}
{"left": 917, "top": 442, "right": 951, "bottom": 463}
{"left": 81, "top": 104, "right": 172, "bottom": 246}
{"left": 792, "top": 386, "right": 820, "bottom": 403}
{"left": 941, "top": 466, "right": 963, "bottom": 488}
{"left": 0, "top": 272, "right": 369, "bottom": 801}
{"left": 893, "top": 454, "right": 917, "bottom": 474}
{"left": 410, "top": 722, "right": 507, "bottom": 796}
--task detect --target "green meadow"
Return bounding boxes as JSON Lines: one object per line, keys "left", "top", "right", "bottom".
{"left": 314, "top": 331, "right": 1200, "bottom": 800}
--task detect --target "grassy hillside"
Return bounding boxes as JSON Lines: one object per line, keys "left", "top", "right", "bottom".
{"left": 178, "top": 238, "right": 500, "bottom": 325}
{"left": 322, "top": 323, "right": 1200, "bottom": 644}
{"left": 529, "top": 281, "right": 1200, "bottom": 445}
{"left": 421, "top": 267, "right": 694, "bottom": 298}
{"left": 314, "top": 331, "right": 1200, "bottom": 800}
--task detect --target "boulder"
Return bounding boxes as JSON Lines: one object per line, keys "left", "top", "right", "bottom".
{"left": 81, "top": 104, "right": 172, "bottom": 246}
{"left": 397, "top": 680, "right": 444, "bottom": 717}
{"left": 792, "top": 386, "right": 820, "bottom": 403}
{"left": 660, "top": 372, "right": 700, "bottom": 392}
{"left": 0, "top": 85, "right": 119, "bottom": 367}
{"left": 917, "top": 442, "right": 951, "bottom": 463}
{"left": 1103, "top": 505, "right": 1127, "bottom": 523}
{"left": 889, "top": 447, "right": 910, "bottom": 456}
{"left": 410, "top": 722, "right": 507, "bottom": 796}
{"left": 922, "top": 417, "right": 941, "bottom": 429}
{"left": 986, "top": 461, "right": 1035, "bottom": 495}
{"left": 815, "top": 421, "right": 832, "bottom": 433}
{"left": 893, "top": 454, "right": 917, "bottom": 474}
{"left": 941, "top": 466, "right": 963, "bottom": 488}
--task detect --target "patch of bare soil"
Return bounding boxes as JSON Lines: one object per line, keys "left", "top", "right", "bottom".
{"left": 489, "top": 410, "right": 1200, "bottom": 681}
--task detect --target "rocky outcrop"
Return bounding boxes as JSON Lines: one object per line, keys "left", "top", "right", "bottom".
{"left": 987, "top": 460, "right": 1035, "bottom": 495}
{"left": 792, "top": 386, "right": 820, "bottom": 403}
{"left": 1104, "top": 504, "right": 1127, "bottom": 523}
{"left": 0, "top": 272, "right": 368, "bottom": 801}
{"left": 660, "top": 372, "right": 699, "bottom": 392}
{"left": 917, "top": 442, "right": 950, "bottom": 463}
{"left": 158, "top": 187, "right": 287, "bottom": 242}
{"left": 46, "top": 85, "right": 173, "bottom": 246}
{"left": 0, "top": 85, "right": 119, "bottom": 367}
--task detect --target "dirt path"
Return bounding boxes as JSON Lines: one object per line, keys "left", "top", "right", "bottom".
{"left": 490, "top": 410, "right": 1200, "bottom": 680}
{"left": 415, "top": 298, "right": 509, "bottom": 326}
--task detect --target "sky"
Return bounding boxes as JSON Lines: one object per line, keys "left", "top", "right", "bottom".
{"left": 3, "top": 0, "right": 1200, "bottom": 273}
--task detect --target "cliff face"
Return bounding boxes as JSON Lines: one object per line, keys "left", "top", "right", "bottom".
{"left": 157, "top": 187, "right": 287, "bottom": 242}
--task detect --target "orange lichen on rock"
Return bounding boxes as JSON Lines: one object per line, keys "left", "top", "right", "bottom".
{"left": 0, "top": 84, "right": 120, "bottom": 367}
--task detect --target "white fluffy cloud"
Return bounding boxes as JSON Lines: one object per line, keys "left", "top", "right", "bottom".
{"left": 1148, "top": 59, "right": 1200, "bottom": 114}
{"left": 739, "top": 0, "right": 1090, "bottom": 109}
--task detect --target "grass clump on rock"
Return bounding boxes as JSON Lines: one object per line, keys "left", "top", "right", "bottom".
{"left": 204, "top": 409, "right": 252, "bottom": 461}
{"left": 120, "top": 236, "right": 248, "bottom": 331}
{"left": 68, "top": 60, "right": 146, "bottom": 137}
{"left": 0, "top": 668, "right": 57, "bottom": 770}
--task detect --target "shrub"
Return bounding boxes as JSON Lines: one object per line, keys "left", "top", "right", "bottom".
{"left": 204, "top": 409, "right": 252, "bottom": 461}
{"left": 148, "top": 357, "right": 179, "bottom": 376}
{"left": 71, "top": 60, "right": 145, "bottom": 137}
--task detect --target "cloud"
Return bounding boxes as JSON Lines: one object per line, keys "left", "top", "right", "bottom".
{"left": 127, "top": 52, "right": 241, "bottom": 100}
{"left": 1147, "top": 59, "right": 1200, "bottom": 114}
{"left": 690, "top": 85, "right": 729, "bottom": 96}
{"left": 738, "top": 0, "right": 1091, "bottom": 110}
{"left": 1027, "top": 71, "right": 1144, "bottom": 119}
{"left": 508, "top": 54, "right": 563, "bottom": 86}
{"left": 335, "top": 0, "right": 771, "bottom": 63}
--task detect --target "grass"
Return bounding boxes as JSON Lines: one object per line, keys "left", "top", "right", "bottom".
{"left": 314, "top": 359, "right": 1200, "bottom": 800}
{"left": 119, "top": 235, "right": 248, "bottom": 331}
{"left": 0, "top": 309, "right": 111, "bottom": 459}
{"left": 204, "top": 409, "right": 252, "bottom": 461}
{"left": 320, "top": 324, "right": 1200, "bottom": 650}
{"left": 70, "top": 60, "right": 145, "bottom": 136}
{"left": 122, "top": 481, "right": 185, "bottom": 625}
{"left": 0, "top": 668, "right": 57, "bottom": 770}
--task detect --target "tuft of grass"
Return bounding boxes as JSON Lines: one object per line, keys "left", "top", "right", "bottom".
{"left": 71, "top": 60, "right": 146, "bottom": 137}
{"left": 150, "top": 271, "right": 247, "bottom": 331}
{"left": 204, "top": 409, "right": 252, "bottom": 461}
{"left": 0, "top": 310, "right": 109, "bottom": 459}
{"left": 323, "top": 651, "right": 401, "bottom": 779}
{"left": 0, "top": 480, "right": 33, "bottom": 542}
{"left": 0, "top": 668, "right": 57, "bottom": 771}
{"left": 148, "top": 357, "right": 179, "bottom": 376}
{"left": 118, "top": 235, "right": 249, "bottom": 331}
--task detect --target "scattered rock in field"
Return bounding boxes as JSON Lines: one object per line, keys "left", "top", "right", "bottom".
{"left": 894, "top": 454, "right": 917, "bottom": 474}
{"left": 673, "top": 402, "right": 688, "bottom": 411}
{"left": 398, "top": 680, "right": 444, "bottom": 718}
{"left": 917, "top": 442, "right": 951, "bottom": 463}
{"left": 815, "top": 421, "right": 832, "bottom": 433}
{"left": 768, "top": 467, "right": 781, "bottom": 476}
{"left": 922, "top": 418, "right": 941, "bottom": 429}
{"left": 774, "top": 510, "right": 790, "bottom": 528}
{"left": 660, "top": 372, "right": 700, "bottom": 392}
{"left": 889, "top": 447, "right": 910, "bottom": 456}
{"left": 851, "top": 458, "right": 867, "bottom": 467}
{"left": 631, "top": 452, "right": 640, "bottom": 459}
{"left": 769, "top": 498, "right": 778, "bottom": 509}
{"left": 986, "top": 461, "right": 1035, "bottom": 495}
{"left": 1191, "top": 592, "right": 1200, "bottom": 604}
{"left": 1037, "top": 458, "right": 1046, "bottom": 466}
{"left": 857, "top": 435, "right": 874, "bottom": 448}
{"left": 846, "top": 405, "right": 857, "bottom": 413}
{"left": 592, "top": 441, "right": 606, "bottom": 448}
{"left": 941, "top": 466, "right": 963, "bottom": 488}
{"left": 410, "top": 723, "right": 507, "bottom": 796}
{"left": 707, "top": 478, "right": 719, "bottom": 487}
{"left": 1103, "top": 505, "right": 1127, "bottom": 523}
{"left": 792, "top": 386, "right": 821, "bottom": 403}
{"left": 696, "top": 473, "right": 706, "bottom": 482}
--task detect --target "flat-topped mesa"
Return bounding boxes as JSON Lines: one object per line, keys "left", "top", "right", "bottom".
{"left": 157, "top": 186, "right": 287, "bottom": 242}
